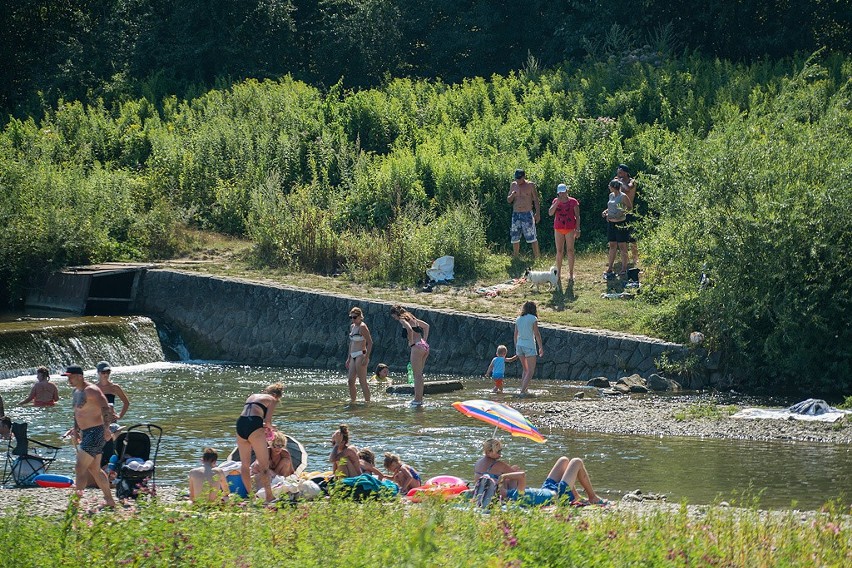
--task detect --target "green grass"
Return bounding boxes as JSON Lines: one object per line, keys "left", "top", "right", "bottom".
{"left": 672, "top": 402, "right": 739, "bottom": 422}
{"left": 165, "top": 231, "right": 670, "bottom": 339}
{"left": 1, "top": 495, "right": 848, "bottom": 566}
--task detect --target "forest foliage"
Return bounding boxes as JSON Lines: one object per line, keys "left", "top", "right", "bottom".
{"left": 1, "top": 3, "right": 850, "bottom": 397}
{"left": 2, "top": 1, "right": 850, "bottom": 118}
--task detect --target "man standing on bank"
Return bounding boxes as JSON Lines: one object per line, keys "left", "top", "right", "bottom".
{"left": 64, "top": 365, "right": 116, "bottom": 508}
{"left": 614, "top": 164, "right": 638, "bottom": 267}
{"left": 507, "top": 169, "right": 541, "bottom": 259}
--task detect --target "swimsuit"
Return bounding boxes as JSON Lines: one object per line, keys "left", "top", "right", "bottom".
{"left": 236, "top": 401, "right": 268, "bottom": 440}
{"left": 402, "top": 325, "right": 429, "bottom": 350}
{"left": 104, "top": 393, "right": 116, "bottom": 404}
{"left": 404, "top": 465, "right": 421, "bottom": 483}
{"left": 79, "top": 425, "right": 107, "bottom": 457}
{"left": 349, "top": 325, "right": 366, "bottom": 359}
{"left": 475, "top": 458, "right": 500, "bottom": 482}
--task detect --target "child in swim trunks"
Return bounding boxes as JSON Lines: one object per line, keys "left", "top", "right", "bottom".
{"left": 484, "top": 345, "right": 518, "bottom": 393}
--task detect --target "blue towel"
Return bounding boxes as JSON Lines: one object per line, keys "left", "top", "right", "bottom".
{"left": 341, "top": 474, "right": 399, "bottom": 496}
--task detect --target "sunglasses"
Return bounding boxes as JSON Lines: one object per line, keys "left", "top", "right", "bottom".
{"left": 271, "top": 444, "right": 286, "bottom": 449}
{"left": 349, "top": 315, "right": 359, "bottom": 319}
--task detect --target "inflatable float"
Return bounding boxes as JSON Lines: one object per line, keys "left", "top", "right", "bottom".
{"left": 33, "top": 473, "right": 74, "bottom": 488}
{"left": 407, "top": 475, "right": 468, "bottom": 502}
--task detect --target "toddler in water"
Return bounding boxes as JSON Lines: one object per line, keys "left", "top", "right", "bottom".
{"left": 485, "top": 345, "right": 518, "bottom": 393}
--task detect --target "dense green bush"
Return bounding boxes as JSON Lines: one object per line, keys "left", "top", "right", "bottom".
{"left": 641, "top": 57, "right": 852, "bottom": 396}
{"left": 2, "top": 52, "right": 850, "bottom": 397}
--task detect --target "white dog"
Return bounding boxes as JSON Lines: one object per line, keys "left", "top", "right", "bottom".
{"left": 524, "top": 266, "right": 558, "bottom": 291}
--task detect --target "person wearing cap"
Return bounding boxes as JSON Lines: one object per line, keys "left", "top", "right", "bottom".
{"left": 507, "top": 169, "right": 541, "bottom": 259}
{"left": 18, "top": 366, "right": 60, "bottom": 407}
{"left": 95, "top": 361, "right": 129, "bottom": 421}
{"left": 63, "top": 365, "right": 117, "bottom": 508}
{"left": 614, "top": 164, "right": 638, "bottom": 266}
{"left": 548, "top": 183, "right": 581, "bottom": 284}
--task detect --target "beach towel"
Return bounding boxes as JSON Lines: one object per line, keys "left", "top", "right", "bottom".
{"left": 732, "top": 398, "right": 851, "bottom": 423}
{"left": 475, "top": 278, "right": 526, "bottom": 298}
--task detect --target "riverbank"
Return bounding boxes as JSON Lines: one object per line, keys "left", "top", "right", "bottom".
{"left": 519, "top": 394, "right": 852, "bottom": 445}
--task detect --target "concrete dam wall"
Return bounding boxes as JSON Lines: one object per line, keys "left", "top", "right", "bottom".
{"left": 135, "top": 269, "right": 698, "bottom": 384}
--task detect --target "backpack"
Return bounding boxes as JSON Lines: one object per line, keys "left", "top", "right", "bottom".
{"left": 472, "top": 475, "right": 499, "bottom": 508}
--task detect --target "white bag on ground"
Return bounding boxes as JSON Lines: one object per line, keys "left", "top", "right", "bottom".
{"left": 426, "top": 256, "right": 454, "bottom": 282}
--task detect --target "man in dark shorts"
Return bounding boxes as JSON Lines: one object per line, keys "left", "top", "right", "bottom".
{"left": 615, "top": 164, "right": 638, "bottom": 266}
{"left": 64, "top": 365, "right": 116, "bottom": 508}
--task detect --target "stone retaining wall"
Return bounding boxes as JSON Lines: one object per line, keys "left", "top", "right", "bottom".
{"left": 135, "top": 269, "right": 692, "bottom": 383}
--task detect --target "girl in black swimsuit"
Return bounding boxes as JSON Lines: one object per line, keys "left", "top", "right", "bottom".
{"left": 236, "top": 383, "right": 283, "bottom": 503}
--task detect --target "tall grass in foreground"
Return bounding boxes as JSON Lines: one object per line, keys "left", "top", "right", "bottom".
{"left": 1, "top": 497, "right": 848, "bottom": 567}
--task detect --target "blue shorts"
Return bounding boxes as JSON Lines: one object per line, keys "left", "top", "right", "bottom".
{"left": 510, "top": 211, "right": 537, "bottom": 244}
{"left": 506, "top": 487, "right": 556, "bottom": 506}
{"left": 543, "top": 477, "right": 576, "bottom": 501}
{"left": 515, "top": 343, "right": 537, "bottom": 358}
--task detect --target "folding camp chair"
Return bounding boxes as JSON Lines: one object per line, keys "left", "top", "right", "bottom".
{"left": 2, "top": 422, "right": 61, "bottom": 487}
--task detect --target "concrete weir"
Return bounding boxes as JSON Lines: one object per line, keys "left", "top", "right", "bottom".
{"left": 133, "top": 269, "right": 701, "bottom": 384}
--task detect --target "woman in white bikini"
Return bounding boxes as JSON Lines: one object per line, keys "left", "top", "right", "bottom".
{"left": 390, "top": 305, "right": 431, "bottom": 406}
{"left": 345, "top": 307, "right": 373, "bottom": 404}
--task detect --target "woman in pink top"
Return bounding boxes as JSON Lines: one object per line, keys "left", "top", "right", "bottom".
{"left": 548, "top": 183, "right": 581, "bottom": 284}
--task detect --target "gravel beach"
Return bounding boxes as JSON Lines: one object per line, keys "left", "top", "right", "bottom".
{"left": 2, "top": 396, "right": 848, "bottom": 518}
{"left": 518, "top": 395, "right": 852, "bottom": 445}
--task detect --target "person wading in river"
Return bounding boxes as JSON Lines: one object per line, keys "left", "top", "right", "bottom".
{"left": 64, "top": 365, "right": 116, "bottom": 509}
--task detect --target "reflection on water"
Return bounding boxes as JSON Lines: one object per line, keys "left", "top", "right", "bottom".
{"left": 2, "top": 362, "right": 848, "bottom": 510}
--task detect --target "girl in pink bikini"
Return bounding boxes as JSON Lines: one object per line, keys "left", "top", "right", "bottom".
{"left": 390, "top": 305, "right": 431, "bottom": 406}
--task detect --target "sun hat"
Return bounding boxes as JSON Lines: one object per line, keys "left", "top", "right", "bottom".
{"left": 96, "top": 361, "right": 111, "bottom": 373}
{"left": 556, "top": 183, "right": 567, "bottom": 193}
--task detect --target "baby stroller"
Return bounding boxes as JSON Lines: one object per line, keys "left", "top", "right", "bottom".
{"left": 113, "top": 423, "right": 162, "bottom": 499}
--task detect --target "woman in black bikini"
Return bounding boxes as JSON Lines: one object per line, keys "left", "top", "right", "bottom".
{"left": 390, "top": 305, "right": 431, "bottom": 406}
{"left": 95, "top": 361, "right": 129, "bottom": 421}
{"left": 236, "top": 383, "right": 283, "bottom": 502}
{"left": 345, "top": 307, "right": 373, "bottom": 404}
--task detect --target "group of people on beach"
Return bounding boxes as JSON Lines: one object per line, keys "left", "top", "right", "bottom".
{"left": 0, "top": 361, "right": 130, "bottom": 507}
{"left": 0, "top": 362, "right": 132, "bottom": 509}
{"left": 229, "top": 382, "right": 606, "bottom": 507}
{"left": 508, "top": 164, "right": 638, "bottom": 285}
{"left": 226, "top": 383, "right": 606, "bottom": 504}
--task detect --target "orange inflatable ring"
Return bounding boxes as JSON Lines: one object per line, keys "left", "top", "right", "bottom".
{"left": 407, "top": 481, "right": 468, "bottom": 502}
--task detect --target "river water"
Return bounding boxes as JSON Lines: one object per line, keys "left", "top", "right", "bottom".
{"left": 2, "top": 362, "right": 848, "bottom": 510}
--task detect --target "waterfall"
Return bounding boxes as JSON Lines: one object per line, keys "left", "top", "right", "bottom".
{"left": 0, "top": 316, "right": 165, "bottom": 380}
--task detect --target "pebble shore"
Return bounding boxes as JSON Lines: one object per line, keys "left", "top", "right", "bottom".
{"left": 2, "top": 397, "right": 847, "bottom": 518}
{"left": 519, "top": 395, "right": 852, "bottom": 445}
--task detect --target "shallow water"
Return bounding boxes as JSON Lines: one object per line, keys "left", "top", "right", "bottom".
{"left": 2, "top": 362, "right": 848, "bottom": 510}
